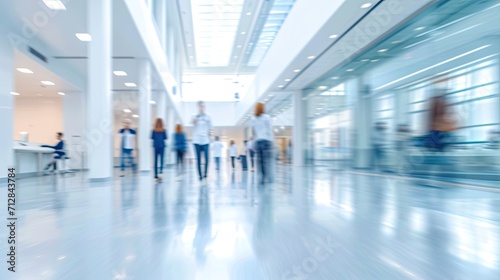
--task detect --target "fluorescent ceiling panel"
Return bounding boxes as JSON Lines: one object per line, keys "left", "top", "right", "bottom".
{"left": 191, "top": 0, "right": 244, "bottom": 67}
{"left": 42, "top": 0, "right": 67, "bottom": 10}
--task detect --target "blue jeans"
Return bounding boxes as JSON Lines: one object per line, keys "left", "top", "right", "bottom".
{"left": 255, "top": 140, "right": 273, "bottom": 184}
{"left": 194, "top": 144, "right": 209, "bottom": 179}
{"left": 249, "top": 150, "right": 255, "bottom": 168}
{"left": 121, "top": 148, "right": 136, "bottom": 171}
{"left": 214, "top": 157, "right": 221, "bottom": 170}
{"left": 154, "top": 147, "right": 164, "bottom": 178}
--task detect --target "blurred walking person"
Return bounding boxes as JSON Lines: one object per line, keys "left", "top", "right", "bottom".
{"left": 247, "top": 137, "right": 255, "bottom": 172}
{"left": 372, "top": 121, "right": 387, "bottom": 171}
{"left": 151, "top": 118, "right": 167, "bottom": 182}
{"left": 212, "top": 136, "right": 223, "bottom": 171}
{"left": 173, "top": 124, "right": 187, "bottom": 174}
{"left": 427, "top": 95, "right": 457, "bottom": 152}
{"left": 251, "top": 102, "right": 275, "bottom": 185}
{"left": 229, "top": 140, "right": 238, "bottom": 171}
{"left": 192, "top": 101, "right": 213, "bottom": 181}
{"left": 119, "top": 119, "right": 137, "bottom": 177}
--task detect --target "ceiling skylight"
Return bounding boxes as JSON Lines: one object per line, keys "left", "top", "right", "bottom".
{"left": 191, "top": 0, "right": 244, "bottom": 67}
{"left": 246, "top": 0, "right": 296, "bottom": 67}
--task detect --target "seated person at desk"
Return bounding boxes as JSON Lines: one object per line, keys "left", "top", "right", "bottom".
{"left": 41, "top": 132, "right": 66, "bottom": 172}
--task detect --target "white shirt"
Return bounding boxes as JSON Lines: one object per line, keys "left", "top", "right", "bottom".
{"left": 192, "top": 114, "right": 212, "bottom": 145}
{"left": 246, "top": 141, "right": 254, "bottom": 152}
{"left": 212, "top": 141, "right": 223, "bottom": 157}
{"left": 251, "top": 114, "right": 274, "bottom": 141}
{"left": 119, "top": 129, "right": 136, "bottom": 149}
{"left": 229, "top": 144, "right": 238, "bottom": 157}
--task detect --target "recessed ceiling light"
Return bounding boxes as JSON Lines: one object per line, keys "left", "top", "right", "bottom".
{"left": 132, "top": 114, "right": 139, "bottom": 118}
{"left": 318, "top": 86, "right": 328, "bottom": 90}
{"left": 75, "top": 33, "right": 92, "bottom": 42}
{"left": 42, "top": 0, "right": 66, "bottom": 10}
{"left": 392, "top": 40, "right": 401, "bottom": 44}
{"left": 378, "top": 48, "right": 388, "bottom": 53}
{"left": 371, "top": 59, "right": 379, "bottom": 63}
{"left": 278, "top": 85, "right": 285, "bottom": 88}
{"left": 187, "top": 44, "right": 192, "bottom": 47}
{"left": 285, "top": 78, "right": 291, "bottom": 82}
{"left": 113, "top": 71, "right": 127, "bottom": 76}
{"left": 237, "top": 45, "right": 242, "bottom": 48}
{"left": 329, "top": 34, "right": 338, "bottom": 39}
{"left": 361, "top": 3, "right": 373, "bottom": 9}
{"left": 41, "top": 81, "right": 55, "bottom": 86}
{"left": 10, "top": 92, "right": 20, "bottom": 96}
{"left": 57, "top": 92, "right": 65, "bottom": 96}
{"left": 234, "top": 55, "right": 238, "bottom": 58}
{"left": 415, "top": 26, "right": 426, "bottom": 31}
{"left": 346, "top": 69, "right": 354, "bottom": 72}
{"left": 307, "top": 56, "right": 315, "bottom": 59}
{"left": 125, "top": 82, "right": 137, "bottom": 87}
{"left": 123, "top": 109, "right": 131, "bottom": 113}
{"left": 361, "top": 59, "right": 370, "bottom": 62}
{"left": 241, "top": 31, "right": 246, "bottom": 35}
{"left": 293, "top": 69, "right": 301, "bottom": 73}
{"left": 246, "top": 12, "right": 252, "bottom": 16}
{"left": 189, "top": 56, "right": 194, "bottom": 58}
{"left": 16, "top": 68, "right": 33, "bottom": 74}
{"left": 331, "top": 76, "right": 339, "bottom": 80}
{"left": 149, "top": 100, "right": 156, "bottom": 104}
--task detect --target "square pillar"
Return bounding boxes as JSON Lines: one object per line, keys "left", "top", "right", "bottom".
{"left": 0, "top": 37, "right": 14, "bottom": 180}
{"left": 87, "top": 0, "right": 113, "bottom": 180}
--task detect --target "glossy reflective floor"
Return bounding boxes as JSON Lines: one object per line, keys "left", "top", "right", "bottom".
{"left": 1, "top": 162, "right": 500, "bottom": 279}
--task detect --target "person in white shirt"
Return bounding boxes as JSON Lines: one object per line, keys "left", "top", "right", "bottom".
{"left": 212, "top": 136, "right": 223, "bottom": 171}
{"left": 251, "top": 102, "right": 274, "bottom": 184}
{"left": 229, "top": 140, "right": 238, "bottom": 170}
{"left": 119, "top": 119, "right": 137, "bottom": 177}
{"left": 192, "top": 101, "right": 213, "bottom": 181}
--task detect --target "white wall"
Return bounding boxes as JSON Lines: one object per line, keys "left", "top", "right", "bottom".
{"left": 182, "top": 102, "right": 239, "bottom": 127}
{"left": 13, "top": 96, "right": 63, "bottom": 144}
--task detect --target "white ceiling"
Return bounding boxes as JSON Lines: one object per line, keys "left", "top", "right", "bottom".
{"left": 13, "top": 50, "right": 78, "bottom": 97}
{"left": 0, "top": 0, "right": 165, "bottom": 93}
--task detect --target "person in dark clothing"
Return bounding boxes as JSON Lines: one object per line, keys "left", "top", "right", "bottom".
{"left": 151, "top": 118, "right": 167, "bottom": 182}
{"left": 173, "top": 124, "right": 187, "bottom": 174}
{"left": 42, "top": 132, "right": 65, "bottom": 172}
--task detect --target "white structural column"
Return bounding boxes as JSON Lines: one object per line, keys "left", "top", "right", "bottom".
{"left": 87, "top": 0, "right": 113, "bottom": 180}
{"left": 349, "top": 78, "right": 372, "bottom": 168}
{"left": 139, "top": 59, "right": 152, "bottom": 172}
{"left": 63, "top": 91, "right": 87, "bottom": 171}
{"left": 157, "top": 0, "right": 167, "bottom": 50}
{"left": 292, "top": 91, "right": 306, "bottom": 166}
{"left": 0, "top": 37, "right": 14, "bottom": 180}
{"left": 157, "top": 91, "right": 167, "bottom": 121}
{"left": 166, "top": 106, "right": 176, "bottom": 165}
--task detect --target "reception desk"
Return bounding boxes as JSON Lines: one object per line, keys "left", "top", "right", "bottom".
{"left": 14, "top": 142, "right": 55, "bottom": 176}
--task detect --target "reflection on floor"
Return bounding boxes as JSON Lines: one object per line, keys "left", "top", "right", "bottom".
{"left": 1, "top": 163, "right": 500, "bottom": 280}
